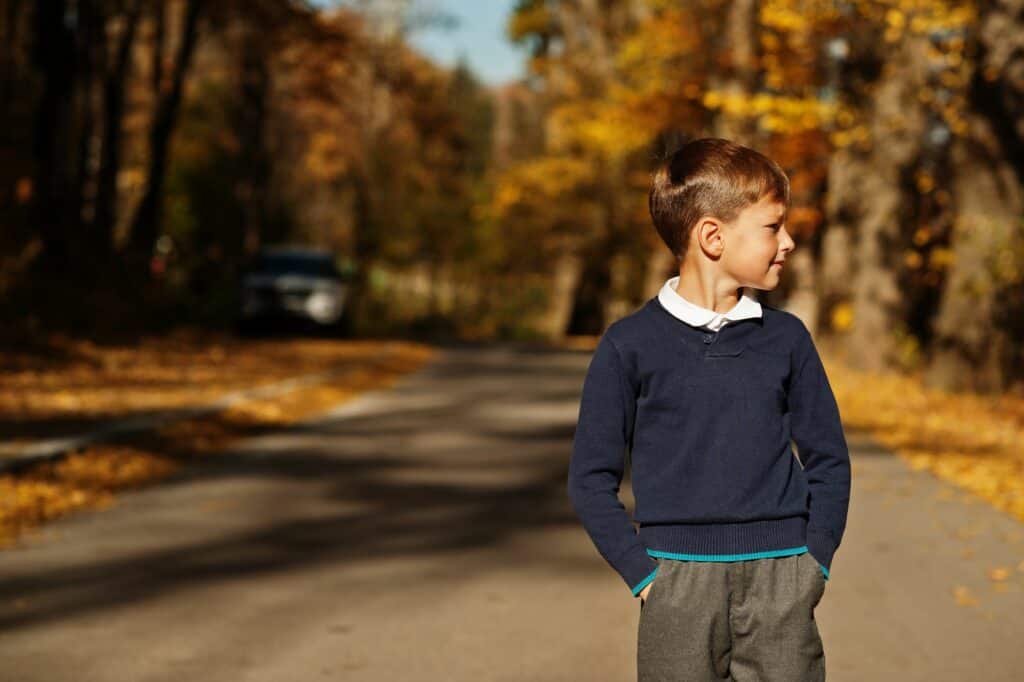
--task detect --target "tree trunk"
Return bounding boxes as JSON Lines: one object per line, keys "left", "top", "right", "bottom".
{"left": 238, "top": 22, "right": 270, "bottom": 258}
{"left": 127, "top": 0, "right": 203, "bottom": 273}
{"left": 845, "top": 38, "right": 929, "bottom": 372}
{"left": 92, "top": 0, "right": 142, "bottom": 260}
{"left": 537, "top": 243, "right": 584, "bottom": 340}
{"left": 783, "top": 246, "right": 820, "bottom": 333}
{"left": 29, "top": 0, "right": 77, "bottom": 273}
{"left": 846, "top": 167, "right": 905, "bottom": 371}
{"left": 924, "top": 111, "right": 1023, "bottom": 392}
{"left": 712, "top": 0, "right": 758, "bottom": 143}
{"left": 643, "top": 244, "right": 676, "bottom": 301}
{"left": 346, "top": 170, "right": 378, "bottom": 331}
{"left": 819, "top": 145, "right": 858, "bottom": 332}
{"left": 0, "top": 0, "right": 27, "bottom": 120}
{"left": 71, "top": 0, "right": 101, "bottom": 256}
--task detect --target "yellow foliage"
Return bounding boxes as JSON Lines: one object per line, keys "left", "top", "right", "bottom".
{"left": 573, "top": 99, "right": 653, "bottom": 158}
{"left": 915, "top": 171, "right": 935, "bottom": 193}
{"left": 305, "top": 130, "right": 350, "bottom": 181}
{"left": 618, "top": 7, "right": 700, "bottom": 76}
{"left": 886, "top": 8, "right": 906, "bottom": 28}
{"left": 759, "top": 0, "right": 840, "bottom": 32}
{"left": 507, "top": 2, "right": 552, "bottom": 44}
{"left": 928, "top": 246, "right": 955, "bottom": 269}
{"left": 702, "top": 89, "right": 836, "bottom": 132}
{"left": 492, "top": 157, "right": 597, "bottom": 218}
{"left": 830, "top": 302, "right": 854, "bottom": 332}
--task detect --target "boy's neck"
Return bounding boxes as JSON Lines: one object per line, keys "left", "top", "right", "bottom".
{"left": 673, "top": 270, "right": 743, "bottom": 314}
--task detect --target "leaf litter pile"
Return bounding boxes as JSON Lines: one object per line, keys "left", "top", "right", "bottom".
{"left": 0, "top": 332, "right": 435, "bottom": 547}
{"left": 826, "top": 359, "right": 1024, "bottom": 523}
{"left": 825, "top": 354, "right": 1024, "bottom": 606}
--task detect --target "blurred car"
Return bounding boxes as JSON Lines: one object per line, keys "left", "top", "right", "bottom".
{"left": 236, "top": 246, "right": 350, "bottom": 331}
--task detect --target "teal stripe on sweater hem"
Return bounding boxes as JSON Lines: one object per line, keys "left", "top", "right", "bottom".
{"left": 630, "top": 567, "right": 659, "bottom": 596}
{"left": 644, "top": 546, "right": 832, "bottom": 581}
{"left": 645, "top": 545, "right": 809, "bottom": 562}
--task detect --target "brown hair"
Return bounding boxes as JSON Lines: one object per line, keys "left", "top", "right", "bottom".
{"left": 649, "top": 137, "right": 790, "bottom": 263}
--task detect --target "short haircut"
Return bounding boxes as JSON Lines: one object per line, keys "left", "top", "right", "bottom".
{"left": 649, "top": 137, "right": 790, "bottom": 263}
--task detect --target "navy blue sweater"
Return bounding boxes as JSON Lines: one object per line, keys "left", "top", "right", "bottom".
{"left": 568, "top": 297, "right": 851, "bottom": 595}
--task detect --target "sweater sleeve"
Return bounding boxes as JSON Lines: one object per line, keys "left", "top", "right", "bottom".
{"left": 788, "top": 325, "right": 852, "bottom": 575}
{"left": 568, "top": 331, "right": 659, "bottom": 596}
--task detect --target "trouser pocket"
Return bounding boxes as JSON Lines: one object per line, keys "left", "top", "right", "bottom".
{"left": 801, "top": 551, "right": 826, "bottom": 607}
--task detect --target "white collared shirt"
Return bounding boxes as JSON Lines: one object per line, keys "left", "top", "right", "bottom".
{"left": 657, "top": 276, "right": 762, "bottom": 332}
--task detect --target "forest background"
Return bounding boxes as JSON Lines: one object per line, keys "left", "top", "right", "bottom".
{"left": 2, "top": 0, "right": 1023, "bottom": 395}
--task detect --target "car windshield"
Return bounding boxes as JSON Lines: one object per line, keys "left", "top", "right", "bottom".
{"left": 253, "top": 253, "right": 339, "bottom": 278}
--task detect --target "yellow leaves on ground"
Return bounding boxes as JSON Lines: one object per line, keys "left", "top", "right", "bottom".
{"left": 49, "top": 446, "right": 179, "bottom": 489}
{"left": 0, "top": 476, "right": 114, "bottom": 540}
{"left": 1, "top": 332, "right": 414, "bottom": 443}
{"left": 952, "top": 585, "right": 979, "bottom": 606}
{"left": 987, "top": 566, "right": 1011, "bottom": 581}
{"left": 827, "top": 355, "right": 1024, "bottom": 523}
{"left": 0, "top": 445, "right": 181, "bottom": 542}
{"left": 0, "top": 338, "right": 435, "bottom": 547}
{"left": 951, "top": 564, "right": 1018, "bottom": 605}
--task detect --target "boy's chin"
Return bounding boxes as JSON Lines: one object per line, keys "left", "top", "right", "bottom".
{"left": 751, "top": 271, "right": 785, "bottom": 290}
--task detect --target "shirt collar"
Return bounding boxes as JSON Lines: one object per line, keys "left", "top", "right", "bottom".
{"left": 657, "top": 276, "right": 762, "bottom": 331}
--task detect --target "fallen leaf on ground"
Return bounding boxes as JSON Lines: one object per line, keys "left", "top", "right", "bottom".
{"left": 952, "top": 585, "right": 978, "bottom": 606}
{"left": 987, "top": 566, "right": 1011, "bottom": 581}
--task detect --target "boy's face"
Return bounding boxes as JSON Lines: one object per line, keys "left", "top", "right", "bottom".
{"left": 718, "top": 195, "right": 794, "bottom": 291}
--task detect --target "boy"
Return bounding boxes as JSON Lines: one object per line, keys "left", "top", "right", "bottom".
{"left": 567, "top": 137, "right": 851, "bottom": 681}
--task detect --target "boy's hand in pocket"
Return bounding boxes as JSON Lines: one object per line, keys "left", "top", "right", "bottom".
{"left": 639, "top": 583, "right": 652, "bottom": 602}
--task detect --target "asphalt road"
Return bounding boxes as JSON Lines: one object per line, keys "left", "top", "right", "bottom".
{"left": 1, "top": 345, "right": 1023, "bottom": 681}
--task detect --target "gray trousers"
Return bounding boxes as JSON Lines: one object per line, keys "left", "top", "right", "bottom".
{"left": 637, "top": 551, "right": 827, "bottom": 681}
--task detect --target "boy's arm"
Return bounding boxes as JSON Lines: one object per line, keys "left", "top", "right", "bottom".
{"left": 789, "top": 325, "right": 852, "bottom": 580}
{"left": 568, "top": 332, "right": 659, "bottom": 597}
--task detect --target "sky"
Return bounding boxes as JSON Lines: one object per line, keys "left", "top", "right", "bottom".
{"left": 406, "top": 1, "right": 528, "bottom": 85}
{"left": 313, "top": 1, "right": 529, "bottom": 85}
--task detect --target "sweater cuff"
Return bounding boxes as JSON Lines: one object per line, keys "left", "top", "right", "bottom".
{"left": 618, "top": 547, "right": 660, "bottom": 597}
{"left": 806, "top": 527, "right": 837, "bottom": 572}
{"left": 631, "top": 566, "right": 659, "bottom": 596}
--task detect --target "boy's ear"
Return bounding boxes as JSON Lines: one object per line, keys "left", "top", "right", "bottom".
{"left": 694, "top": 217, "right": 726, "bottom": 257}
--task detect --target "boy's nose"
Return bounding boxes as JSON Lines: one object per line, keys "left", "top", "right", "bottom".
{"left": 781, "top": 228, "right": 796, "bottom": 251}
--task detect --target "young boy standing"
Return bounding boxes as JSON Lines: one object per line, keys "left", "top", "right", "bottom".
{"left": 568, "top": 138, "right": 851, "bottom": 681}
